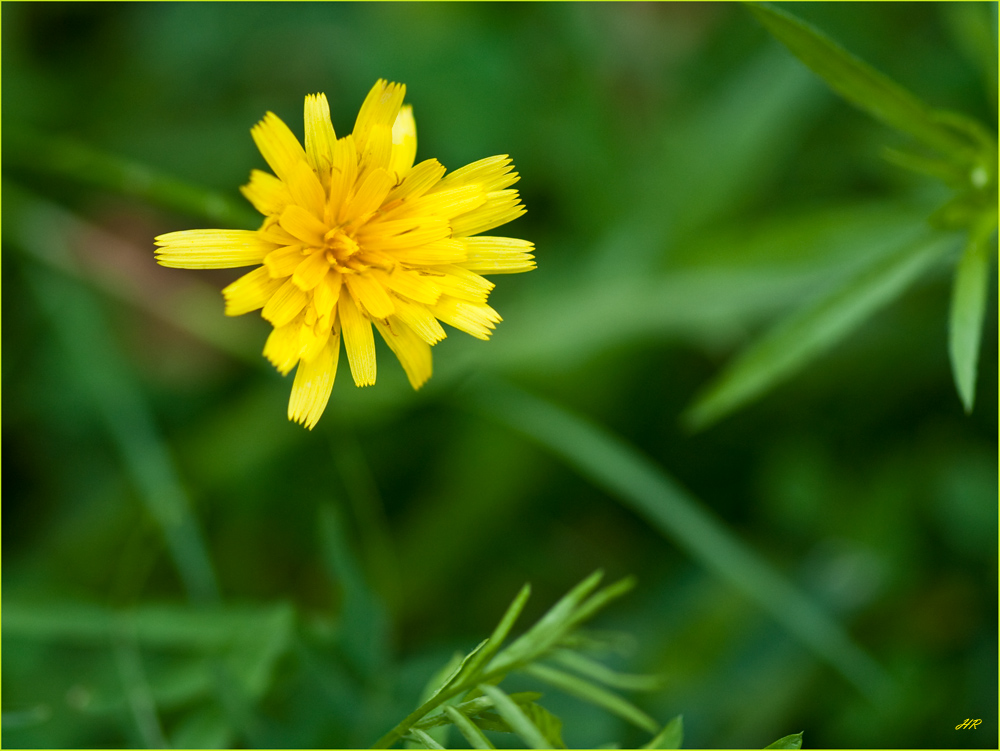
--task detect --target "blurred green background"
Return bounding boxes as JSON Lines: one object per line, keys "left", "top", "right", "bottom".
{"left": 3, "top": 2, "right": 997, "bottom": 749}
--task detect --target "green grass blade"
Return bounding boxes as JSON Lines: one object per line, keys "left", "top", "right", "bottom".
{"left": 747, "top": 3, "right": 979, "bottom": 164}
{"left": 685, "top": 232, "right": 957, "bottom": 430}
{"left": 477, "top": 685, "right": 549, "bottom": 750}
{"left": 5, "top": 127, "right": 259, "bottom": 227}
{"left": 466, "top": 381, "right": 893, "bottom": 700}
{"left": 765, "top": 731, "right": 804, "bottom": 749}
{"left": 521, "top": 664, "right": 659, "bottom": 734}
{"left": 643, "top": 714, "right": 684, "bottom": 749}
{"left": 948, "top": 210, "right": 998, "bottom": 411}
{"left": 443, "top": 706, "right": 496, "bottom": 750}
{"left": 8, "top": 187, "right": 221, "bottom": 607}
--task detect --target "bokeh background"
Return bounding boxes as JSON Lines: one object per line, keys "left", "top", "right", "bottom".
{"left": 3, "top": 2, "right": 997, "bottom": 749}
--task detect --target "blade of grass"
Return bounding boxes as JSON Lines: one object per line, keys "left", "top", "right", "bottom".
{"left": 5, "top": 127, "right": 259, "bottom": 227}
{"left": 747, "top": 3, "right": 980, "bottom": 164}
{"left": 948, "top": 209, "right": 998, "bottom": 411}
{"left": 765, "top": 732, "right": 804, "bottom": 749}
{"left": 464, "top": 380, "right": 893, "bottom": 700}
{"left": 684, "top": 232, "right": 958, "bottom": 430}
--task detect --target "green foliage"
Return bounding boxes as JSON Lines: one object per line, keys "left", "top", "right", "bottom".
{"left": 764, "top": 731, "right": 804, "bottom": 749}
{"left": 3, "top": 5, "right": 994, "bottom": 750}
{"left": 680, "top": 2, "right": 997, "bottom": 424}
{"left": 375, "top": 572, "right": 675, "bottom": 749}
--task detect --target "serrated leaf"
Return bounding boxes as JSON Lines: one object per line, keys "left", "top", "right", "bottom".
{"left": 444, "top": 706, "right": 495, "bottom": 749}
{"left": 685, "top": 232, "right": 956, "bottom": 430}
{"left": 478, "top": 685, "right": 549, "bottom": 750}
{"left": 765, "top": 731, "right": 804, "bottom": 749}
{"left": 643, "top": 714, "right": 684, "bottom": 750}
{"left": 747, "top": 3, "right": 978, "bottom": 164}
{"left": 521, "top": 663, "right": 659, "bottom": 734}
{"left": 551, "top": 649, "right": 663, "bottom": 692}
{"left": 949, "top": 210, "right": 998, "bottom": 411}
{"left": 521, "top": 703, "right": 567, "bottom": 749}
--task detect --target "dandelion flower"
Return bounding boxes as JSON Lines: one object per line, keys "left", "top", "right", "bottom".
{"left": 155, "top": 80, "right": 534, "bottom": 429}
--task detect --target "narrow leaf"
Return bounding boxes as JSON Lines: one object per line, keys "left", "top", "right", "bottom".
{"left": 949, "top": 210, "right": 997, "bottom": 411}
{"left": 406, "top": 728, "right": 446, "bottom": 750}
{"left": 685, "top": 233, "right": 956, "bottom": 430}
{"left": 765, "top": 732, "right": 804, "bottom": 749}
{"left": 444, "top": 706, "right": 495, "bottom": 749}
{"left": 747, "top": 3, "right": 978, "bottom": 163}
{"left": 488, "top": 572, "right": 604, "bottom": 673}
{"left": 478, "top": 685, "right": 549, "bottom": 750}
{"left": 551, "top": 649, "right": 663, "bottom": 692}
{"left": 455, "top": 584, "right": 531, "bottom": 685}
{"left": 426, "top": 640, "right": 488, "bottom": 703}
{"left": 521, "top": 663, "right": 659, "bottom": 734}
{"left": 467, "top": 381, "right": 893, "bottom": 699}
{"left": 643, "top": 714, "right": 684, "bottom": 750}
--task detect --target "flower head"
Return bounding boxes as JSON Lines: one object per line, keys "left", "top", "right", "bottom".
{"left": 155, "top": 80, "right": 534, "bottom": 429}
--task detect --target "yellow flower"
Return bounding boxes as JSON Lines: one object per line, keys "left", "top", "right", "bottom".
{"left": 155, "top": 80, "right": 534, "bottom": 429}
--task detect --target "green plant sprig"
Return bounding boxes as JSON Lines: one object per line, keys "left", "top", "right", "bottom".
{"left": 371, "top": 571, "right": 669, "bottom": 750}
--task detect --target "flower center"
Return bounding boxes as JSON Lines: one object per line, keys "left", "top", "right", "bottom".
{"left": 319, "top": 227, "right": 364, "bottom": 273}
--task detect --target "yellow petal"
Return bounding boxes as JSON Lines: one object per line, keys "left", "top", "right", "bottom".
{"left": 240, "top": 169, "right": 293, "bottom": 217}
{"left": 353, "top": 79, "right": 406, "bottom": 152}
{"left": 450, "top": 189, "right": 525, "bottom": 238}
{"left": 340, "top": 167, "right": 395, "bottom": 223}
{"left": 286, "top": 159, "right": 327, "bottom": 220}
{"left": 459, "top": 236, "right": 537, "bottom": 274}
{"left": 437, "top": 155, "right": 519, "bottom": 193}
{"left": 251, "top": 111, "right": 307, "bottom": 184}
{"left": 378, "top": 185, "right": 485, "bottom": 223}
{"left": 355, "top": 217, "right": 450, "bottom": 252}
{"left": 357, "top": 124, "right": 393, "bottom": 181}
{"left": 298, "top": 318, "right": 333, "bottom": 363}
{"left": 339, "top": 292, "right": 376, "bottom": 387}
{"left": 388, "top": 104, "right": 417, "bottom": 179}
{"left": 264, "top": 244, "right": 307, "bottom": 279}
{"left": 304, "top": 93, "right": 336, "bottom": 182}
{"left": 372, "top": 267, "right": 441, "bottom": 305}
{"left": 264, "top": 318, "right": 304, "bottom": 375}
{"left": 292, "top": 250, "right": 332, "bottom": 291}
{"left": 425, "top": 265, "right": 495, "bottom": 303}
{"left": 385, "top": 158, "right": 445, "bottom": 203}
{"left": 154, "top": 229, "right": 276, "bottom": 269}
{"left": 279, "top": 204, "right": 328, "bottom": 247}
{"left": 344, "top": 271, "right": 395, "bottom": 319}
{"left": 431, "top": 296, "right": 501, "bottom": 340}
{"left": 387, "top": 239, "right": 467, "bottom": 266}
{"left": 314, "top": 272, "right": 343, "bottom": 321}
{"left": 222, "top": 266, "right": 285, "bottom": 316}
{"left": 326, "top": 135, "right": 358, "bottom": 222}
{"left": 288, "top": 335, "right": 339, "bottom": 430}
{"left": 262, "top": 277, "right": 309, "bottom": 327}
{"left": 391, "top": 296, "right": 447, "bottom": 345}
{"left": 375, "top": 318, "right": 432, "bottom": 390}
